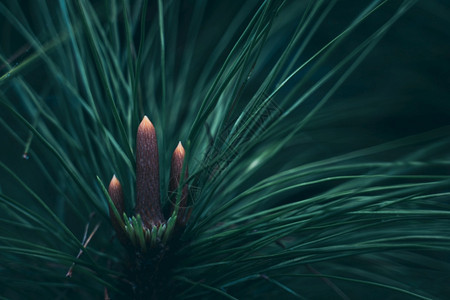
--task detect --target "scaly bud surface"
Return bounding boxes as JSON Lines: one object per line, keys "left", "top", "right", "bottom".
{"left": 136, "top": 116, "right": 164, "bottom": 227}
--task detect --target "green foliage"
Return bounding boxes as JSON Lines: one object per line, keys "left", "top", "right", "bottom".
{"left": 1, "top": 0, "right": 449, "bottom": 299}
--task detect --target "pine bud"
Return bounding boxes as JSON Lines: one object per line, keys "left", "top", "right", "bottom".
{"left": 136, "top": 116, "right": 164, "bottom": 227}
{"left": 108, "top": 175, "right": 127, "bottom": 244}
{"left": 169, "top": 142, "right": 189, "bottom": 226}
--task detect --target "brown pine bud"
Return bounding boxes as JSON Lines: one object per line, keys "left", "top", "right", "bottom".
{"left": 136, "top": 116, "right": 164, "bottom": 227}
{"left": 169, "top": 142, "right": 189, "bottom": 226}
{"left": 108, "top": 175, "right": 127, "bottom": 244}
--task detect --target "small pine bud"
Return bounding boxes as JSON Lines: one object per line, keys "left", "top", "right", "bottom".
{"left": 136, "top": 116, "right": 164, "bottom": 227}
{"left": 169, "top": 141, "right": 189, "bottom": 227}
{"left": 108, "top": 175, "right": 127, "bottom": 244}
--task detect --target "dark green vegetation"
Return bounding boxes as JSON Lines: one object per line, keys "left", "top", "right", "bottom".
{"left": 1, "top": 0, "right": 449, "bottom": 299}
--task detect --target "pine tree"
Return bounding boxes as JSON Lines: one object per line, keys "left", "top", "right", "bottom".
{"left": 1, "top": 1, "right": 449, "bottom": 299}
